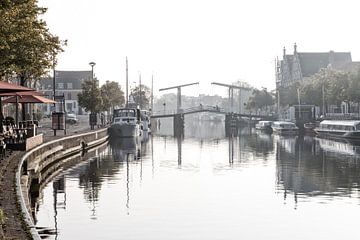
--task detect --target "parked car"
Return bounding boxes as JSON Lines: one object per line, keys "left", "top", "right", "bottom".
{"left": 66, "top": 113, "right": 78, "bottom": 124}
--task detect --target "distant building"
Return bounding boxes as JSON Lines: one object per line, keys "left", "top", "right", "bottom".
{"left": 39, "top": 70, "right": 92, "bottom": 115}
{"left": 276, "top": 44, "right": 360, "bottom": 88}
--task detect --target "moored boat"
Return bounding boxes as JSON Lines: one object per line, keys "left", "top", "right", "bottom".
{"left": 109, "top": 108, "right": 141, "bottom": 138}
{"left": 314, "top": 120, "right": 360, "bottom": 139}
{"left": 255, "top": 121, "right": 273, "bottom": 133}
{"left": 304, "top": 122, "right": 317, "bottom": 134}
{"left": 272, "top": 121, "right": 299, "bottom": 135}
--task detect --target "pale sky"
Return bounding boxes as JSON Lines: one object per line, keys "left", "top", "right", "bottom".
{"left": 39, "top": 0, "right": 360, "bottom": 97}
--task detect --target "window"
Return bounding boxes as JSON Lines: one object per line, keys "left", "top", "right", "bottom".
{"left": 58, "top": 83, "right": 64, "bottom": 89}
{"left": 68, "top": 93, "right": 72, "bottom": 100}
{"left": 67, "top": 83, "right": 73, "bottom": 89}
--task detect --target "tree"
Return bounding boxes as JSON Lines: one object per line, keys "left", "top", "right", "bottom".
{"left": 247, "top": 87, "right": 274, "bottom": 111}
{"left": 348, "top": 70, "right": 360, "bottom": 103}
{"left": 78, "top": 80, "right": 103, "bottom": 113}
{"left": 130, "top": 84, "right": 151, "bottom": 109}
{"left": 100, "top": 81, "right": 125, "bottom": 112}
{"left": 0, "top": 0, "right": 64, "bottom": 83}
{"left": 278, "top": 83, "right": 299, "bottom": 107}
{"left": 299, "top": 68, "right": 351, "bottom": 111}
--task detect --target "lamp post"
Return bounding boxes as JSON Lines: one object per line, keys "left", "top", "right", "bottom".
{"left": 89, "top": 62, "right": 96, "bottom": 83}
{"left": 53, "top": 56, "right": 57, "bottom": 111}
{"left": 89, "top": 61, "right": 96, "bottom": 130}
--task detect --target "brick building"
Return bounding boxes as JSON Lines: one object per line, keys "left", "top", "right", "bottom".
{"left": 275, "top": 44, "right": 359, "bottom": 88}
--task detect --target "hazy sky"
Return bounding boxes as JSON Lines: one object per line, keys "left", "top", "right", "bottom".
{"left": 39, "top": 0, "right": 360, "bottom": 96}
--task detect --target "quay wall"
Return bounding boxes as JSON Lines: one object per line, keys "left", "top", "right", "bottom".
{"left": 15, "top": 128, "right": 108, "bottom": 240}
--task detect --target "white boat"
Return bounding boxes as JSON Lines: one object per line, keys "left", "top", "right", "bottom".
{"left": 255, "top": 121, "right": 273, "bottom": 133}
{"left": 272, "top": 121, "right": 299, "bottom": 135}
{"left": 314, "top": 120, "right": 360, "bottom": 139}
{"left": 109, "top": 108, "right": 141, "bottom": 138}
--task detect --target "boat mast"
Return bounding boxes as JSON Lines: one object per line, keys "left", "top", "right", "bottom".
{"left": 139, "top": 72, "right": 142, "bottom": 109}
{"left": 151, "top": 74, "right": 154, "bottom": 113}
{"left": 126, "top": 57, "right": 128, "bottom": 108}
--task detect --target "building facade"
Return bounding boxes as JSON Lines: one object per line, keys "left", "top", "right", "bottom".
{"left": 39, "top": 70, "right": 92, "bottom": 115}
{"left": 276, "top": 44, "right": 356, "bottom": 88}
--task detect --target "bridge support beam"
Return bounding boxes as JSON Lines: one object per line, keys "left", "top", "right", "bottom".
{"left": 173, "top": 114, "right": 184, "bottom": 137}
{"left": 225, "top": 113, "right": 238, "bottom": 137}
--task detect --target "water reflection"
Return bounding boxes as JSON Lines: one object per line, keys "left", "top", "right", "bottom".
{"left": 35, "top": 125, "right": 360, "bottom": 240}
{"left": 275, "top": 135, "right": 360, "bottom": 207}
{"left": 110, "top": 137, "right": 141, "bottom": 162}
{"left": 177, "top": 136, "right": 183, "bottom": 167}
{"left": 245, "top": 131, "right": 274, "bottom": 158}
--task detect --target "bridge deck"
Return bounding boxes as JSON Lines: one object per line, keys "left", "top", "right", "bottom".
{"left": 151, "top": 105, "right": 275, "bottom": 120}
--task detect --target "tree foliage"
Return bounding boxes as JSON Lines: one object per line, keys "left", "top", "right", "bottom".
{"left": 0, "top": 0, "right": 64, "bottom": 84}
{"left": 78, "top": 80, "right": 103, "bottom": 113}
{"left": 246, "top": 88, "right": 274, "bottom": 110}
{"left": 100, "top": 81, "right": 125, "bottom": 111}
{"left": 279, "top": 68, "right": 360, "bottom": 111}
{"left": 348, "top": 69, "right": 360, "bottom": 103}
{"left": 130, "top": 84, "right": 151, "bottom": 109}
{"left": 278, "top": 82, "right": 300, "bottom": 106}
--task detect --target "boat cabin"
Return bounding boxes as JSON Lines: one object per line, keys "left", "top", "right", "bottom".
{"left": 318, "top": 120, "right": 360, "bottom": 132}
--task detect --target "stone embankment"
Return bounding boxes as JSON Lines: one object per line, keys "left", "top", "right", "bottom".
{"left": 0, "top": 118, "right": 108, "bottom": 239}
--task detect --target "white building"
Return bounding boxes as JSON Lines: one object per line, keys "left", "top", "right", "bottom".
{"left": 39, "top": 70, "right": 92, "bottom": 115}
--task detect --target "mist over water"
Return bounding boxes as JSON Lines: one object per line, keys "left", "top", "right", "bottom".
{"left": 35, "top": 119, "right": 360, "bottom": 239}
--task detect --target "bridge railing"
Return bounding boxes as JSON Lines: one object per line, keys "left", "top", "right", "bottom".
{"left": 152, "top": 105, "right": 226, "bottom": 116}
{"left": 151, "top": 105, "right": 274, "bottom": 117}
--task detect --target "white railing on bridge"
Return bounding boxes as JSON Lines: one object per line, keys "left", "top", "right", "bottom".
{"left": 152, "top": 105, "right": 225, "bottom": 116}
{"left": 152, "top": 105, "right": 274, "bottom": 117}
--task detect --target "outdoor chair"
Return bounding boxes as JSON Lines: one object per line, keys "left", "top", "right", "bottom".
{"left": 0, "top": 138, "right": 6, "bottom": 160}
{"left": 3, "top": 125, "right": 17, "bottom": 144}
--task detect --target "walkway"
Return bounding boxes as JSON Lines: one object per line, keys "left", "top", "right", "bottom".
{"left": 0, "top": 115, "right": 93, "bottom": 239}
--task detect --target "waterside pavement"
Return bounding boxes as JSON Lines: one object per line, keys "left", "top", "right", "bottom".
{"left": 0, "top": 115, "right": 97, "bottom": 239}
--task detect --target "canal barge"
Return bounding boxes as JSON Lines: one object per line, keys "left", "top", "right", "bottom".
{"left": 271, "top": 121, "right": 299, "bottom": 135}
{"left": 109, "top": 108, "right": 141, "bottom": 138}
{"left": 314, "top": 120, "right": 360, "bottom": 139}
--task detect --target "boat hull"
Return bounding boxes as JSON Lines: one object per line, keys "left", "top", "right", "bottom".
{"left": 255, "top": 126, "right": 273, "bottom": 133}
{"left": 272, "top": 128, "right": 298, "bottom": 135}
{"left": 315, "top": 129, "right": 360, "bottom": 139}
{"left": 109, "top": 124, "right": 140, "bottom": 138}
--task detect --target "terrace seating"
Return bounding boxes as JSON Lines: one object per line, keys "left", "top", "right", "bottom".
{"left": 0, "top": 136, "right": 5, "bottom": 159}
{"left": 2, "top": 125, "right": 17, "bottom": 144}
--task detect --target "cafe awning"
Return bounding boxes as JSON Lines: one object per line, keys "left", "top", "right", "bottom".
{"left": 0, "top": 81, "right": 34, "bottom": 94}
{"left": 0, "top": 91, "right": 42, "bottom": 97}
{"left": 3, "top": 95, "right": 56, "bottom": 104}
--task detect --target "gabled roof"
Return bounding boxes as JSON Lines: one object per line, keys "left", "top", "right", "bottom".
{"left": 41, "top": 70, "right": 92, "bottom": 89}
{"left": 298, "top": 52, "right": 352, "bottom": 77}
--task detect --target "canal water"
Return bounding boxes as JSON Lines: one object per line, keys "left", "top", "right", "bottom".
{"left": 35, "top": 120, "right": 360, "bottom": 239}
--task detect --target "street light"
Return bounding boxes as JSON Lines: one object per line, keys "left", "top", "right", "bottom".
{"left": 89, "top": 61, "right": 96, "bottom": 129}
{"left": 89, "top": 62, "right": 96, "bottom": 82}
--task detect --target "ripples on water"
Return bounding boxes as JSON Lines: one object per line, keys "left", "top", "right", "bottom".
{"left": 35, "top": 120, "right": 360, "bottom": 239}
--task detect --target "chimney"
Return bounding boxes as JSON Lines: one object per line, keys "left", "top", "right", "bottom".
{"left": 283, "top": 47, "right": 286, "bottom": 57}
{"left": 294, "top": 43, "right": 297, "bottom": 54}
